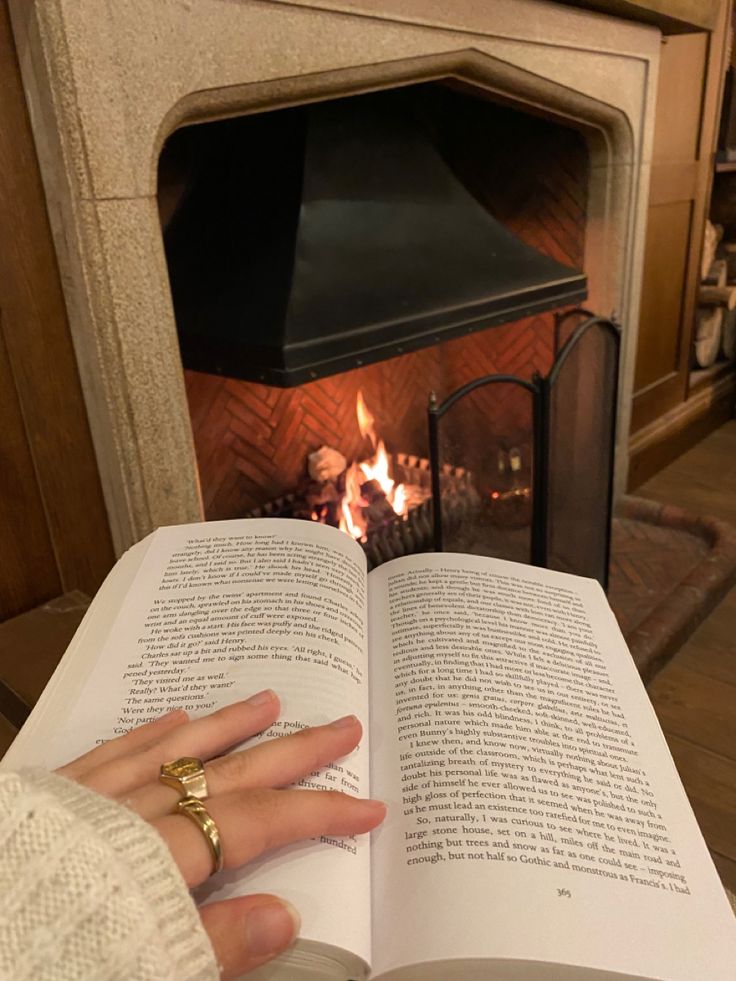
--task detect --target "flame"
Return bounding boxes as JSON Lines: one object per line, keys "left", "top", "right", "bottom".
{"left": 360, "top": 439, "right": 393, "bottom": 493}
{"left": 393, "top": 482, "right": 407, "bottom": 516}
{"left": 331, "top": 391, "right": 408, "bottom": 540}
{"left": 356, "top": 390, "right": 376, "bottom": 445}
{"left": 338, "top": 463, "right": 367, "bottom": 540}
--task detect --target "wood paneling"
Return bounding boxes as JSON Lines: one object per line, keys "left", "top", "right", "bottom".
{"left": 628, "top": 368, "right": 736, "bottom": 486}
{"left": 0, "top": 591, "right": 89, "bottom": 726}
{"left": 0, "top": 328, "right": 61, "bottom": 619}
{"left": 0, "top": 714, "right": 15, "bottom": 760}
{"left": 634, "top": 201, "right": 693, "bottom": 392}
{"left": 630, "top": 15, "right": 730, "bottom": 439}
{"left": 646, "top": 161, "right": 698, "bottom": 206}
{"left": 651, "top": 33, "right": 707, "bottom": 162}
{"left": 0, "top": 0, "right": 114, "bottom": 619}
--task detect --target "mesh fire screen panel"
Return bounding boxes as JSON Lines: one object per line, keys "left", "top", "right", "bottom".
{"left": 429, "top": 315, "right": 620, "bottom": 589}
{"left": 544, "top": 318, "right": 619, "bottom": 586}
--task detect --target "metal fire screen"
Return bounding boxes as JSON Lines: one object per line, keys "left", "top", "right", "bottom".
{"left": 428, "top": 311, "right": 620, "bottom": 589}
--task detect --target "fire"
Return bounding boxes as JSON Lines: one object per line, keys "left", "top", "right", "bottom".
{"left": 335, "top": 391, "right": 407, "bottom": 542}
{"left": 356, "top": 390, "right": 376, "bottom": 444}
{"left": 339, "top": 463, "right": 367, "bottom": 540}
{"left": 360, "top": 440, "right": 393, "bottom": 494}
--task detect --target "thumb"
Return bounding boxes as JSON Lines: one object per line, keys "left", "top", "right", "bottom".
{"left": 199, "top": 894, "right": 301, "bottom": 978}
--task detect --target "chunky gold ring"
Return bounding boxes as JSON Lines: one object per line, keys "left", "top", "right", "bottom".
{"left": 176, "top": 796, "right": 223, "bottom": 875}
{"left": 159, "top": 757, "right": 209, "bottom": 800}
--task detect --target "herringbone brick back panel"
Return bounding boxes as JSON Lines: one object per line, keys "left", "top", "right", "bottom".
{"left": 185, "top": 110, "right": 588, "bottom": 519}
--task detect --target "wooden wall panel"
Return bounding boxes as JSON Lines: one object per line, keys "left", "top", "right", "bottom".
{"left": 634, "top": 201, "right": 693, "bottom": 392}
{"left": 0, "top": 0, "right": 114, "bottom": 619}
{"left": 0, "top": 329, "right": 61, "bottom": 619}
{"left": 631, "top": 21, "right": 728, "bottom": 436}
{"left": 651, "top": 33, "right": 707, "bottom": 161}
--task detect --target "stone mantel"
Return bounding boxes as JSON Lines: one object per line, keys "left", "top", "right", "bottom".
{"left": 9, "top": 0, "right": 660, "bottom": 555}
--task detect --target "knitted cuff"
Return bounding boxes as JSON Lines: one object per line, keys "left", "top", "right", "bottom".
{"left": 0, "top": 769, "right": 219, "bottom": 981}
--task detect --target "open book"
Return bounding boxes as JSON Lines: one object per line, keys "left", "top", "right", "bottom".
{"left": 4, "top": 518, "right": 736, "bottom": 980}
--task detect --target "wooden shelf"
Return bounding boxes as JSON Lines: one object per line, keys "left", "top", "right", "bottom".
{"left": 715, "top": 161, "right": 736, "bottom": 173}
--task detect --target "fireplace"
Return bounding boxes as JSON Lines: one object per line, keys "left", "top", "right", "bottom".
{"left": 9, "top": 0, "right": 660, "bottom": 555}
{"left": 158, "top": 81, "right": 620, "bottom": 585}
{"left": 164, "top": 83, "right": 589, "bottom": 514}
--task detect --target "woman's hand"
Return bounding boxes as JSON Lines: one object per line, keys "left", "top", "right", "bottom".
{"left": 56, "top": 690, "right": 385, "bottom": 978}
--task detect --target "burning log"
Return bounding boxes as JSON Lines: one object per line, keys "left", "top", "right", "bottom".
{"left": 360, "top": 478, "right": 397, "bottom": 530}
{"left": 293, "top": 474, "right": 338, "bottom": 510}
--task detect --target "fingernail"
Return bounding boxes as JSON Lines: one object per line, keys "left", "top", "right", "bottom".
{"left": 363, "top": 799, "right": 387, "bottom": 814}
{"left": 245, "top": 900, "right": 301, "bottom": 956}
{"left": 330, "top": 714, "right": 359, "bottom": 729}
{"left": 159, "top": 708, "right": 186, "bottom": 721}
{"left": 245, "top": 689, "right": 277, "bottom": 707}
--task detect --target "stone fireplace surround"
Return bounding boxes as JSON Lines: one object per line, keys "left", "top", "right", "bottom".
{"left": 9, "top": 0, "right": 659, "bottom": 555}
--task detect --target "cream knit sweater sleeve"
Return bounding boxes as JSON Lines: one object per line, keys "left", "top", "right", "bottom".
{"left": 0, "top": 769, "right": 219, "bottom": 981}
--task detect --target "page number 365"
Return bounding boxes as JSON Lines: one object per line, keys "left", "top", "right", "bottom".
{"left": 557, "top": 888, "right": 572, "bottom": 898}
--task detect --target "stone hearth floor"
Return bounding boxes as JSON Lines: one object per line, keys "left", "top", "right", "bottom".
{"left": 609, "top": 495, "right": 736, "bottom": 682}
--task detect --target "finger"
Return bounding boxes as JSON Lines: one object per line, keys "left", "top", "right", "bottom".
{"left": 210, "top": 714, "right": 362, "bottom": 791}
{"left": 57, "top": 708, "right": 190, "bottom": 779}
{"left": 199, "top": 895, "right": 301, "bottom": 981}
{"left": 129, "top": 714, "right": 363, "bottom": 819}
{"left": 156, "top": 788, "right": 387, "bottom": 887}
{"left": 75, "top": 691, "right": 280, "bottom": 797}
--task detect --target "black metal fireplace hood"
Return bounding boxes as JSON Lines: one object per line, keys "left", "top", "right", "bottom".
{"left": 164, "top": 90, "right": 587, "bottom": 387}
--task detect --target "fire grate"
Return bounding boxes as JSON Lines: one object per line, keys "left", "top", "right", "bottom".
{"left": 246, "top": 453, "right": 479, "bottom": 569}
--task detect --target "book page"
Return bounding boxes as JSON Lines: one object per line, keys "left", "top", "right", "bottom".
{"left": 5, "top": 518, "right": 372, "bottom": 972}
{"left": 367, "top": 553, "right": 736, "bottom": 981}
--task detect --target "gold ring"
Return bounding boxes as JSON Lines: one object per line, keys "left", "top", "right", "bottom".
{"left": 159, "top": 757, "right": 209, "bottom": 799}
{"left": 176, "top": 796, "right": 223, "bottom": 875}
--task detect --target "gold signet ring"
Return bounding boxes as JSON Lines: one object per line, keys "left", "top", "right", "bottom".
{"left": 176, "top": 796, "right": 224, "bottom": 875}
{"left": 160, "top": 757, "right": 209, "bottom": 800}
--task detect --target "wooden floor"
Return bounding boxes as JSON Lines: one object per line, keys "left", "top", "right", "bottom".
{"left": 638, "top": 420, "right": 736, "bottom": 897}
